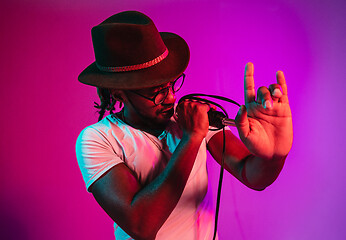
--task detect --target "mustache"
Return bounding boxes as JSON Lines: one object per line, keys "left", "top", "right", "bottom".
{"left": 159, "top": 104, "right": 175, "bottom": 113}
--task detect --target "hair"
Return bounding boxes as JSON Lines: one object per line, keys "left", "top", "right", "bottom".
{"left": 94, "top": 87, "right": 121, "bottom": 121}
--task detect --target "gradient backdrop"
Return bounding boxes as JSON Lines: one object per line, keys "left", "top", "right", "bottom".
{"left": 1, "top": 0, "right": 345, "bottom": 239}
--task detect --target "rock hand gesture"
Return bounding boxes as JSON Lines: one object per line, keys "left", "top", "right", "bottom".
{"left": 235, "top": 62, "right": 293, "bottom": 160}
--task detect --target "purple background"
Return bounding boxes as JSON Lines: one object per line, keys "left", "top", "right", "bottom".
{"left": 1, "top": 0, "right": 345, "bottom": 239}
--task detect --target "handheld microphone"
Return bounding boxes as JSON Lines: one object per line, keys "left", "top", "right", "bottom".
{"left": 208, "top": 110, "right": 236, "bottom": 128}
{"left": 178, "top": 93, "right": 239, "bottom": 129}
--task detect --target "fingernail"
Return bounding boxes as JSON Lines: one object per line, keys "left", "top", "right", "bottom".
{"left": 238, "top": 105, "right": 244, "bottom": 115}
{"left": 264, "top": 100, "right": 272, "bottom": 109}
{"left": 272, "top": 89, "right": 282, "bottom": 97}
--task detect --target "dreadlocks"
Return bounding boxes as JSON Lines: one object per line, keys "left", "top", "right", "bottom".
{"left": 94, "top": 88, "right": 119, "bottom": 121}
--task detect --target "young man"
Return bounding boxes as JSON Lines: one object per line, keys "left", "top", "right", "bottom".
{"left": 76, "top": 11, "right": 293, "bottom": 240}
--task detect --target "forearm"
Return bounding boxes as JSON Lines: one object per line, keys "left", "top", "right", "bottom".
{"left": 241, "top": 154, "right": 286, "bottom": 190}
{"left": 129, "top": 133, "right": 204, "bottom": 239}
{"left": 208, "top": 130, "right": 287, "bottom": 191}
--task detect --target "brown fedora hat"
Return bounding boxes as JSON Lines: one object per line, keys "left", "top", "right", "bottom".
{"left": 78, "top": 11, "right": 190, "bottom": 90}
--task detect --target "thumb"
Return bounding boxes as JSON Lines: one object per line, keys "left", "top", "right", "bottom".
{"left": 235, "top": 105, "right": 249, "bottom": 140}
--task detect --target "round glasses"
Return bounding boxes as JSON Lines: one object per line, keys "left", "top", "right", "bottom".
{"left": 129, "top": 73, "right": 185, "bottom": 105}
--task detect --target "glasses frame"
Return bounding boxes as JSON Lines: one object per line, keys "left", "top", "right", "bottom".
{"left": 129, "top": 73, "right": 185, "bottom": 105}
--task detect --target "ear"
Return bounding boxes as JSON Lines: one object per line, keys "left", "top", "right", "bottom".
{"left": 110, "top": 89, "right": 125, "bottom": 102}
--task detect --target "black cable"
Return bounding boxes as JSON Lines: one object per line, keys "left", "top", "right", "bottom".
{"left": 178, "top": 94, "right": 238, "bottom": 131}
{"left": 179, "top": 94, "right": 240, "bottom": 240}
{"left": 179, "top": 93, "right": 240, "bottom": 107}
{"left": 212, "top": 127, "right": 226, "bottom": 240}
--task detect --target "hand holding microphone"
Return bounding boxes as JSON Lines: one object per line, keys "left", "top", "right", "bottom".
{"left": 177, "top": 94, "right": 239, "bottom": 130}
{"left": 175, "top": 99, "right": 210, "bottom": 138}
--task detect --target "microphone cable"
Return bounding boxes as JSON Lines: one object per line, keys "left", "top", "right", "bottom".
{"left": 178, "top": 94, "right": 241, "bottom": 240}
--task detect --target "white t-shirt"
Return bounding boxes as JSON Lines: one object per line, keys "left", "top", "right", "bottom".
{"left": 76, "top": 114, "right": 222, "bottom": 240}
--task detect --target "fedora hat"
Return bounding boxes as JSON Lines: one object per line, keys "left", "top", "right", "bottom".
{"left": 78, "top": 11, "right": 190, "bottom": 90}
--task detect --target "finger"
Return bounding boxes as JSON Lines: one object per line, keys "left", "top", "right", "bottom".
{"left": 244, "top": 62, "right": 256, "bottom": 104}
{"left": 208, "top": 103, "right": 217, "bottom": 111}
{"left": 178, "top": 99, "right": 210, "bottom": 113}
{"left": 257, "top": 86, "right": 273, "bottom": 109}
{"left": 269, "top": 83, "right": 283, "bottom": 101}
{"left": 276, "top": 71, "right": 287, "bottom": 95}
{"left": 276, "top": 71, "right": 289, "bottom": 103}
{"left": 173, "top": 111, "right": 179, "bottom": 122}
{"left": 235, "top": 105, "right": 249, "bottom": 139}
{"left": 183, "top": 97, "right": 211, "bottom": 107}
{"left": 194, "top": 100, "right": 213, "bottom": 112}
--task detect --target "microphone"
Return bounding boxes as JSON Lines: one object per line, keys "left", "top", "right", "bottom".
{"left": 177, "top": 93, "right": 240, "bottom": 128}
{"left": 208, "top": 110, "right": 236, "bottom": 128}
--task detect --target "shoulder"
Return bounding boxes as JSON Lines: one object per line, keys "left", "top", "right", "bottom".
{"left": 77, "top": 115, "right": 123, "bottom": 141}
{"left": 76, "top": 115, "right": 128, "bottom": 155}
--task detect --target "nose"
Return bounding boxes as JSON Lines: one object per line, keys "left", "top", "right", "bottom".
{"left": 163, "top": 87, "right": 176, "bottom": 104}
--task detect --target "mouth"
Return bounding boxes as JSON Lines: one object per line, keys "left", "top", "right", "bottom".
{"left": 160, "top": 106, "right": 175, "bottom": 117}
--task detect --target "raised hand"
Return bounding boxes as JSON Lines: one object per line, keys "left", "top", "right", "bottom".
{"left": 235, "top": 62, "right": 293, "bottom": 160}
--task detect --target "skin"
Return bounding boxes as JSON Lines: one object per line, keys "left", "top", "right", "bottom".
{"left": 90, "top": 62, "right": 293, "bottom": 239}
{"left": 208, "top": 62, "right": 292, "bottom": 190}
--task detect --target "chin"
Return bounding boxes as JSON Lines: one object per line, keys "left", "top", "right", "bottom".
{"left": 146, "top": 108, "right": 174, "bottom": 128}
{"left": 157, "top": 116, "right": 172, "bottom": 125}
{"left": 160, "top": 108, "right": 174, "bottom": 119}
{"left": 154, "top": 114, "right": 172, "bottom": 127}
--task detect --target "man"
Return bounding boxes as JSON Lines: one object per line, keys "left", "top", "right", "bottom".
{"left": 76, "top": 11, "right": 293, "bottom": 240}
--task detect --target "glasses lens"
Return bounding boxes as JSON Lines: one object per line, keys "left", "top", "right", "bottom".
{"left": 154, "top": 88, "right": 169, "bottom": 105}
{"left": 173, "top": 74, "right": 185, "bottom": 92}
{"left": 154, "top": 74, "right": 185, "bottom": 105}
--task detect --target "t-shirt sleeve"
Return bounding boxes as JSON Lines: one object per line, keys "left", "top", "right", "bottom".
{"left": 205, "top": 126, "right": 231, "bottom": 143}
{"left": 76, "top": 127, "right": 123, "bottom": 192}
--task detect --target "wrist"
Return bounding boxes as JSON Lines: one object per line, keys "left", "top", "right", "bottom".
{"left": 182, "top": 131, "right": 205, "bottom": 142}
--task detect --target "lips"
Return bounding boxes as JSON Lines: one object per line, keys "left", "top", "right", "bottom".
{"left": 161, "top": 104, "right": 174, "bottom": 112}
{"left": 160, "top": 106, "right": 175, "bottom": 116}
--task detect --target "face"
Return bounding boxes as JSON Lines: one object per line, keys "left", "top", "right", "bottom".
{"left": 121, "top": 79, "right": 178, "bottom": 130}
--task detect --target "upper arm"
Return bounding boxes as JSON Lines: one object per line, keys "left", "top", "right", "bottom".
{"left": 76, "top": 127, "right": 124, "bottom": 191}
{"left": 207, "top": 129, "right": 251, "bottom": 184}
{"left": 91, "top": 163, "right": 143, "bottom": 238}
{"left": 76, "top": 127, "right": 146, "bottom": 238}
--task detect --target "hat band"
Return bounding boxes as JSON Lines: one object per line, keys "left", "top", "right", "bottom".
{"left": 96, "top": 48, "right": 169, "bottom": 73}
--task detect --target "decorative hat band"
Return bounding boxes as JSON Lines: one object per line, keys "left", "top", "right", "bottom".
{"left": 96, "top": 48, "right": 169, "bottom": 73}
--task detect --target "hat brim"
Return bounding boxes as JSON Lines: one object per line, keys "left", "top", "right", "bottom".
{"left": 78, "top": 32, "right": 190, "bottom": 90}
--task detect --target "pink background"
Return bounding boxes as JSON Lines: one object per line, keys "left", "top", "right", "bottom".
{"left": 1, "top": 0, "right": 345, "bottom": 239}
